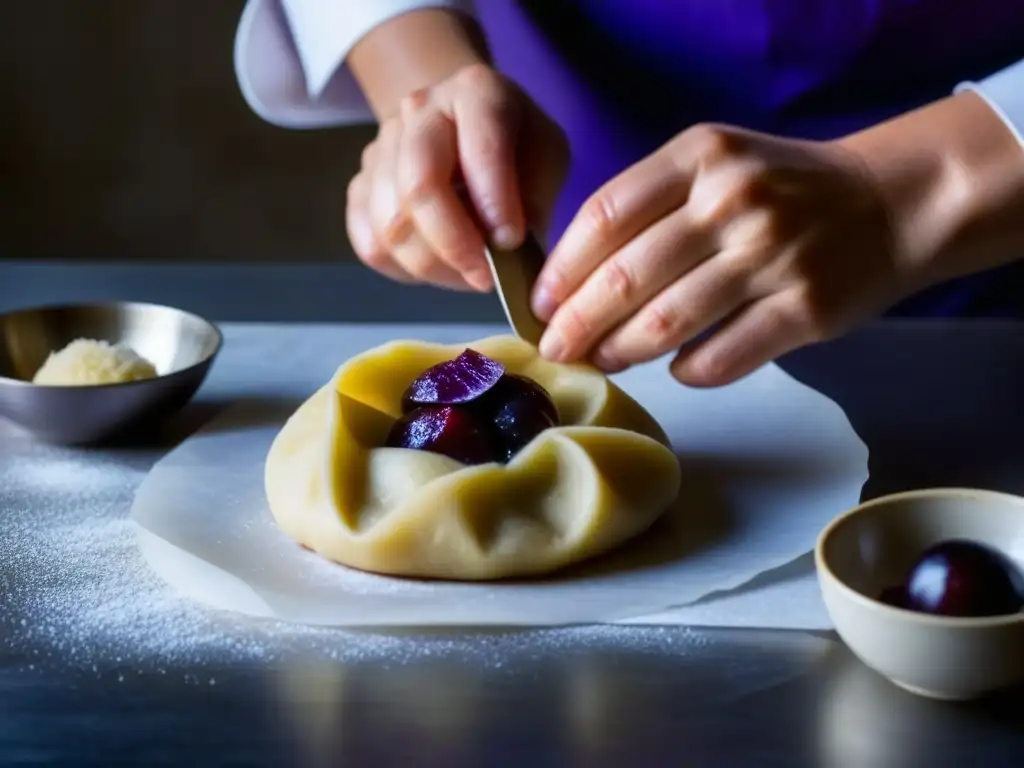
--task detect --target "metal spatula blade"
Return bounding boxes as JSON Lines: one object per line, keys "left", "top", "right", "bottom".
{"left": 483, "top": 233, "right": 548, "bottom": 347}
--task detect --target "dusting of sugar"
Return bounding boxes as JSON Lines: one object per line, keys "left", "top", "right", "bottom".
{"left": 0, "top": 442, "right": 708, "bottom": 675}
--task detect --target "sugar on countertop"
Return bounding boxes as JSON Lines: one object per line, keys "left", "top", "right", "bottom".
{"left": 0, "top": 443, "right": 709, "bottom": 672}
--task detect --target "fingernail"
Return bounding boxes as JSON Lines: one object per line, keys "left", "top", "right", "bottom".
{"left": 493, "top": 224, "right": 522, "bottom": 250}
{"left": 466, "top": 268, "right": 493, "bottom": 292}
{"left": 531, "top": 285, "right": 558, "bottom": 321}
{"left": 539, "top": 330, "right": 565, "bottom": 360}
{"left": 593, "top": 349, "right": 626, "bottom": 373}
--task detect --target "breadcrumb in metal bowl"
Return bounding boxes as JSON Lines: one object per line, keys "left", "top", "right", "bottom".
{"left": 0, "top": 301, "right": 222, "bottom": 444}
{"left": 32, "top": 338, "right": 159, "bottom": 386}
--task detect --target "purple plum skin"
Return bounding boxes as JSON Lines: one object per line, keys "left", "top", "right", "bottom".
{"left": 391, "top": 350, "right": 560, "bottom": 463}
{"left": 400, "top": 349, "right": 505, "bottom": 413}
{"left": 878, "top": 539, "right": 1024, "bottom": 617}
{"left": 475, "top": 374, "right": 560, "bottom": 460}
{"left": 384, "top": 405, "right": 501, "bottom": 466}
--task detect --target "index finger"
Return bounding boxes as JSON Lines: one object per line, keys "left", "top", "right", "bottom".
{"left": 531, "top": 148, "right": 692, "bottom": 322}
{"left": 452, "top": 69, "right": 526, "bottom": 250}
{"left": 398, "top": 103, "right": 493, "bottom": 291}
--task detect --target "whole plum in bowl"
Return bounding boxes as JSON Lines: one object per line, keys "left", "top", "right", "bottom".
{"left": 815, "top": 488, "right": 1024, "bottom": 700}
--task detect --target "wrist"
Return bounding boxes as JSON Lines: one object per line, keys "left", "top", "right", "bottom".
{"left": 348, "top": 8, "right": 491, "bottom": 120}
{"left": 836, "top": 91, "right": 1024, "bottom": 290}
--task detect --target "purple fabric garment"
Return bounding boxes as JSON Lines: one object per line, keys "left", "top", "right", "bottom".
{"left": 474, "top": 0, "right": 1024, "bottom": 317}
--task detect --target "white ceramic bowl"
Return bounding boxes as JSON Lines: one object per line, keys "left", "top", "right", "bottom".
{"left": 815, "top": 488, "right": 1024, "bottom": 700}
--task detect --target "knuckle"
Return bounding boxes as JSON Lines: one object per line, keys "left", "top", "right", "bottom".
{"left": 695, "top": 174, "right": 773, "bottom": 232}
{"left": 399, "top": 118, "right": 452, "bottom": 202}
{"left": 403, "top": 252, "right": 438, "bottom": 283}
{"left": 731, "top": 172, "right": 772, "bottom": 210}
{"left": 370, "top": 199, "right": 410, "bottom": 248}
{"left": 598, "top": 259, "right": 637, "bottom": 303}
{"left": 398, "top": 167, "right": 440, "bottom": 207}
{"left": 555, "top": 302, "right": 595, "bottom": 345}
{"left": 757, "top": 206, "right": 790, "bottom": 244}
{"left": 580, "top": 191, "right": 620, "bottom": 240}
{"left": 690, "top": 194, "right": 733, "bottom": 233}
{"left": 713, "top": 252, "right": 758, "bottom": 298}
{"left": 400, "top": 87, "right": 432, "bottom": 115}
{"left": 684, "top": 123, "right": 743, "bottom": 161}
{"left": 381, "top": 216, "right": 412, "bottom": 249}
{"left": 456, "top": 62, "right": 500, "bottom": 91}
{"left": 641, "top": 302, "right": 688, "bottom": 344}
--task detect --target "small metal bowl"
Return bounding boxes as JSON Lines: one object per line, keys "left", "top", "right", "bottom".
{"left": 0, "top": 301, "right": 222, "bottom": 444}
{"left": 816, "top": 488, "right": 1024, "bottom": 701}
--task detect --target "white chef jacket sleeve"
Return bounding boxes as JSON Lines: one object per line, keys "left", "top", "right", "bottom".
{"left": 234, "top": 0, "right": 477, "bottom": 129}
{"left": 956, "top": 57, "right": 1024, "bottom": 148}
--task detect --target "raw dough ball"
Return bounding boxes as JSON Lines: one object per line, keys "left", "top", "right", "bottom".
{"left": 265, "top": 335, "right": 682, "bottom": 581}
{"left": 32, "top": 338, "right": 158, "bottom": 386}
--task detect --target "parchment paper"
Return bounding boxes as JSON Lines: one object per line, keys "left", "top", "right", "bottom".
{"left": 130, "top": 325, "right": 867, "bottom": 628}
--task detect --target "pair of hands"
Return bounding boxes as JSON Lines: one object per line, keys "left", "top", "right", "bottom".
{"left": 347, "top": 64, "right": 910, "bottom": 387}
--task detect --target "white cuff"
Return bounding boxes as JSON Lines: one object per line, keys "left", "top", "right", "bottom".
{"left": 955, "top": 58, "right": 1024, "bottom": 148}
{"left": 234, "top": 0, "right": 476, "bottom": 129}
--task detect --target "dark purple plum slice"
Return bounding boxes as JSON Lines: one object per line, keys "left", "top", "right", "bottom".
{"left": 901, "top": 539, "right": 1024, "bottom": 617}
{"left": 384, "top": 405, "right": 501, "bottom": 465}
{"left": 400, "top": 349, "right": 505, "bottom": 413}
{"left": 476, "top": 374, "right": 559, "bottom": 461}
{"left": 492, "top": 400, "right": 557, "bottom": 462}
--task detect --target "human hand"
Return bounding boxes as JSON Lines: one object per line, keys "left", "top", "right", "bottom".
{"left": 531, "top": 124, "right": 914, "bottom": 386}
{"left": 346, "top": 64, "right": 568, "bottom": 292}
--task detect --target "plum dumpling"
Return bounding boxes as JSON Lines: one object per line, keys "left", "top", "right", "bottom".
{"left": 264, "top": 335, "right": 681, "bottom": 581}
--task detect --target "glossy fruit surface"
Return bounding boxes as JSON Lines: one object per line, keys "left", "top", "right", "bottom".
{"left": 400, "top": 349, "right": 505, "bottom": 412}
{"left": 479, "top": 375, "right": 559, "bottom": 460}
{"left": 392, "top": 353, "right": 560, "bottom": 463}
{"left": 384, "top": 405, "right": 500, "bottom": 465}
{"left": 883, "top": 539, "right": 1024, "bottom": 617}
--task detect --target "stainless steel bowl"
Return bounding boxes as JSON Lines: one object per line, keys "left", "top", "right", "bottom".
{"left": 0, "top": 301, "right": 222, "bottom": 444}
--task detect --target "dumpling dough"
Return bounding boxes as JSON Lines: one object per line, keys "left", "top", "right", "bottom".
{"left": 265, "top": 335, "right": 681, "bottom": 580}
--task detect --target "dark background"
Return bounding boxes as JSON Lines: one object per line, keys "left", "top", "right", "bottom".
{"left": 0, "top": 0, "right": 371, "bottom": 263}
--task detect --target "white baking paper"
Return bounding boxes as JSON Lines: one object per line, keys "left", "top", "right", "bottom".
{"left": 130, "top": 323, "right": 866, "bottom": 628}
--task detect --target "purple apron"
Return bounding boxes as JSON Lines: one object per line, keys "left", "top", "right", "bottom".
{"left": 475, "top": 0, "right": 1024, "bottom": 317}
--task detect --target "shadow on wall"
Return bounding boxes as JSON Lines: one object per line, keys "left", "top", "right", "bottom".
{"left": 0, "top": 0, "right": 373, "bottom": 263}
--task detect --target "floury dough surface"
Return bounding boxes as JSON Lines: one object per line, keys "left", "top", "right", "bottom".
{"left": 32, "top": 338, "right": 158, "bottom": 385}
{"left": 264, "top": 335, "right": 682, "bottom": 581}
